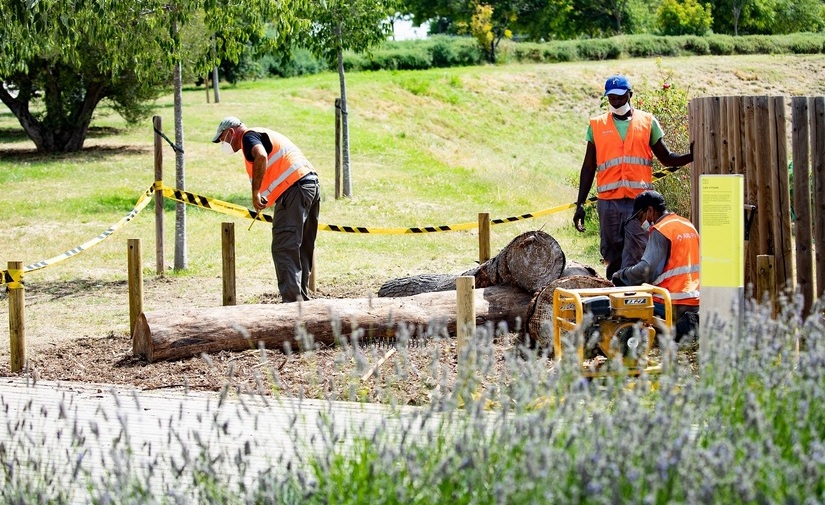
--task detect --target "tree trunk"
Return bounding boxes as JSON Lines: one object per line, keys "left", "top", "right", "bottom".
{"left": 173, "top": 21, "right": 187, "bottom": 271}
{"left": 0, "top": 71, "right": 103, "bottom": 153}
{"left": 337, "top": 31, "right": 352, "bottom": 197}
{"left": 377, "top": 230, "right": 566, "bottom": 297}
{"left": 133, "top": 284, "right": 534, "bottom": 362}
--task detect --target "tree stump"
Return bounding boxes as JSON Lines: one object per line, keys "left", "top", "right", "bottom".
{"left": 377, "top": 230, "right": 565, "bottom": 297}
{"left": 521, "top": 275, "right": 614, "bottom": 353}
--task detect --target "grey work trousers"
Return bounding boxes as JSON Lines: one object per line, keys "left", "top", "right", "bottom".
{"left": 271, "top": 175, "right": 320, "bottom": 303}
{"left": 597, "top": 197, "right": 647, "bottom": 279}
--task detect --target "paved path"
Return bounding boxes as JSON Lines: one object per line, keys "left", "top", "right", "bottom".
{"left": 0, "top": 378, "right": 425, "bottom": 501}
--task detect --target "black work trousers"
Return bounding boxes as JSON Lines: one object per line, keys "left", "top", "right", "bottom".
{"left": 271, "top": 175, "right": 320, "bottom": 302}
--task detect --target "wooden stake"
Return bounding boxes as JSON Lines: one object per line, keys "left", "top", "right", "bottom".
{"left": 456, "top": 276, "right": 475, "bottom": 354}
{"left": 360, "top": 348, "right": 397, "bottom": 382}
{"left": 128, "top": 239, "right": 143, "bottom": 341}
{"left": 478, "top": 212, "right": 491, "bottom": 263}
{"left": 222, "top": 223, "right": 236, "bottom": 306}
{"left": 8, "top": 261, "right": 25, "bottom": 373}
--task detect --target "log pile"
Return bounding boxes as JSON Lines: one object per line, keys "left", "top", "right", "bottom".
{"left": 377, "top": 230, "right": 566, "bottom": 297}
{"left": 134, "top": 230, "right": 608, "bottom": 362}
{"left": 134, "top": 285, "right": 534, "bottom": 362}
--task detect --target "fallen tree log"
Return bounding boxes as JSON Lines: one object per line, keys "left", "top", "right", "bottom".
{"left": 133, "top": 284, "right": 534, "bottom": 363}
{"left": 377, "top": 230, "right": 565, "bottom": 297}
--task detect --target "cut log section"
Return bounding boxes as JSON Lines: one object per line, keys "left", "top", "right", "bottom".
{"left": 377, "top": 230, "right": 565, "bottom": 297}
{"left": 521, "top": 275, "right": 615, "bottom": 352}
{"left": 134, "top": 284, "right": 534, "bottom": 363}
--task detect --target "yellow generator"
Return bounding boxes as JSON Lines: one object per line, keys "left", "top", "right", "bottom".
{"left": 552, "top": 284, "right": 673, "bottom": 376}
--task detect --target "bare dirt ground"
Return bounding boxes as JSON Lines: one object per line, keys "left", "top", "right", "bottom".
{"left": 0, "top": 278, "right": 500, "bottom": 405}
{"left": 0, "top": 276, "right": 700, "bottom": 406}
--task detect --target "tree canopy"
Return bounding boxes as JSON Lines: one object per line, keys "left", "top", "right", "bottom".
{"left": 0, "top": 0, "right": 295, "bottom": 153}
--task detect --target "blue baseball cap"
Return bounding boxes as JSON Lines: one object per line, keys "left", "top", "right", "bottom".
{"left": 604, "top": 75, "right": 632, "bottom": 96}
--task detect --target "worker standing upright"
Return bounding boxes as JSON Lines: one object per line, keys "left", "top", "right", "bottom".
{"left": 573, "top": 74, "right": 693, "bottom": 279}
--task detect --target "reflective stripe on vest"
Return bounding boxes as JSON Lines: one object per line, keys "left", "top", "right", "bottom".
{"left": 591, "top": 111, "right": 654, "bottom": 200}
{"left": 245, "top": 128, "right": 312, "bottom": 207}
{"left": 651, "top": 214, "right": 700, "bottom": 306}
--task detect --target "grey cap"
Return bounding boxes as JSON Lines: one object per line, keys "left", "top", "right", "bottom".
{"left": 211, "top": 116, "right": 243, "bottom": 143}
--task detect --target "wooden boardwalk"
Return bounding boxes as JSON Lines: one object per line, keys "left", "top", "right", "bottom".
{"left": 0, "top": 378, "right": 424, "bottom": 501}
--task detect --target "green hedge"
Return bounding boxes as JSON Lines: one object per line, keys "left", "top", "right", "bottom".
{"left": 260, "top": 33, "right": 825, "bottom": 77}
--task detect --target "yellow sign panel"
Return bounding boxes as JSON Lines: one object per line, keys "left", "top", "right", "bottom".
{"left": 700, "top": 175, "right": 744, "bottom": 288}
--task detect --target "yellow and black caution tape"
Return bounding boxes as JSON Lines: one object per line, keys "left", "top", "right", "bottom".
{"left": 1, "top": 185, "right": 156, "bottom": 286}
{"left": 1, "top": 166, "right": 684, "bottom": 286}
{"left": 160, "top": 183, "right": 578, "bottom": 234}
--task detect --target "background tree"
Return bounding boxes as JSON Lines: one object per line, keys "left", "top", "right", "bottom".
{"left": 657, "top": 0, "right": 713, "bottom": 36}
{"left": 0, "top": 0, "right": 294, "bottom": 154}
{"left": 564, "top": 0, "right": 632, "bottom": 36}
{"left": 297, "top": 0, "right": 396, "bottom": 198}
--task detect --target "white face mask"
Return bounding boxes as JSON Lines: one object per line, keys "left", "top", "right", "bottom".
{"left": 609, "top": 102, "right": 632, "bottom": 116}
{"left": 220, "top": 141, "right": 235, "bottom": 155}
{"left": 641, "top": 220, "right": 651, "bottom": 232}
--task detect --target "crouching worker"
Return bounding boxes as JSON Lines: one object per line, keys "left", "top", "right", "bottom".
{"left": 611, "top": 190, "right": 699, "bottom": 342}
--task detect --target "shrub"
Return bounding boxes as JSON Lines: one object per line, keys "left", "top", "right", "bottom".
{"left": 783, "top": 32, "right": 824, "bottom": 54}
{"left": 512, "top": 42, "right": 544, "bottom": 63}
{"left": 621, "top": 34, "right": 678, "bottom": 57}
{"left": 262, "top": 48, "right": 328, "bottom": 78}
{"left": 680, "top": 35, "right": 711, "bottom": 55}
{"left": 734, "top": 35, "right": 780, "bottom": 54}
{"left": 634, "top": 60, "right": 692, "bottom": 219}
{"left": 576, "top": 38, "right": 622, "bottom": 60}
{"left": 707, "top": 34, "right": 736, "bottom": 55}
{"left": 542, "top": 41, "right": 578, "bottom": 62}
{"left": 429, "top": 35, "right": 459, "bottom": 67}
{"left": 451, "top": 37, "right": 485, "bottom": 66}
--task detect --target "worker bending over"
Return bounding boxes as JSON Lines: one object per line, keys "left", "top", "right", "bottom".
{"left": 611, "top": 190, "right": 699, "bottom": 341}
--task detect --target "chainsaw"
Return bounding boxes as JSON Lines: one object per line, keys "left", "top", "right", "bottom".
{"left": 552, "top": 284, "right": 673, "bottom": 376}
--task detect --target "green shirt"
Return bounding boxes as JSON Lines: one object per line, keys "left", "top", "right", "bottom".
{"left": 586, "top": 113, "right": 664, "bottom": 145}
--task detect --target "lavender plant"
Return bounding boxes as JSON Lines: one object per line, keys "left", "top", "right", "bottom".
{"left": 1, "top": 296, "right": 823, "bottom": 504}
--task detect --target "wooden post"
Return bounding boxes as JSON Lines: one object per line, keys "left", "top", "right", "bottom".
{"left": 153, "top": 115, "right": 165, "bottom": 275}
{"left": 705, "top": 96, "right": 722, "bottom": 175}
{"left": 688, "top": 97, "right": 705, "bottom": 227}
{"left": 812, "top": 97, "right": 825, "bottom": 299}
{"left": 8, "top": 261, "right": 25, "bottom": 373}
{"left": 729, "top": 96, "right": 744, "bottom": 175}
{"left": 792, "top": 97, "right": 813, "bottom": 315}
{"left": 769, "top": 96, "right": 791, "bottom": 294}
{"left": 456, "top": 276, "right": 475, "bottom": 357}
{"left": 128, "top": 239, "right": 143, "bottom": 341}
{"left": 222, "top": 222, "right": 236, "bottom": 306}
{"left": 756, "top": 255, "right": 776, "bottom": 317}
{"left": 478, "top": 212, "right": 491, "bottom": 263}
{"left": 755, "top": 97, "right": 772, "bottom": 278}
{"left": 742, "top": 97, "right": 760, "bottom": 289}
{"left": 335, "top": 98, "right": 342, "bottom": 200}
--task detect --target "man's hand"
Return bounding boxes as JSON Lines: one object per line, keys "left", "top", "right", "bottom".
{"left": 611, "top": 270, "right": 626, "bottom": 286}
{"left": 252, "top": 192, "right": 267, "bottom": 211}
{"left": 573, "top": 204, "right": 586, "bottom": 232}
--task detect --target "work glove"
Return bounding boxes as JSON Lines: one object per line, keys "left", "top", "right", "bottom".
{"left": 573, "top": 204, "right": 586, "bottom": 232}
{"left": 611, "top": 271, "right": 626, "bottom": 287}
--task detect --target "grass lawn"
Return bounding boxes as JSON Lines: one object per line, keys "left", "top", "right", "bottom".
{"left": 1, "top": 53, "right": 824, "bottom": 345}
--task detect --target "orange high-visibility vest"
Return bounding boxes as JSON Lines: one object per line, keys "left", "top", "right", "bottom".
{"left": 590, "top": 110, "right": 654, "bottom": 200}
{"left": 651, "top": 213, "right": 700, "bottom": 306}
{"left": 245, "top": 128, "right": 313, "bottom": 208}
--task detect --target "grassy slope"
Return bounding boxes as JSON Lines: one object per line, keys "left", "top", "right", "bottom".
{"left": 1, "top": 54, "right": 824, "bottom": 346}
